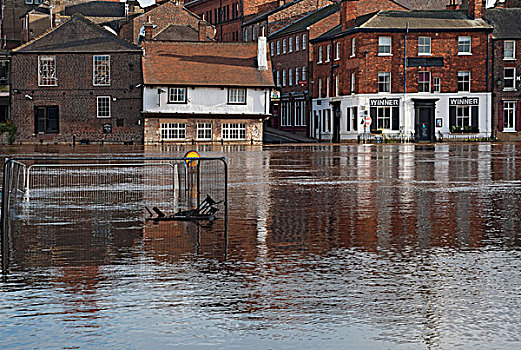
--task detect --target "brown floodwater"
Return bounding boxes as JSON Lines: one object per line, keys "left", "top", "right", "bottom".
{"left": 1, "top": 143, "right": 521, "bottom": 349}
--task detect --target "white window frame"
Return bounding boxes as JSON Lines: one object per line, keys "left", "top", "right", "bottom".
{"left": 433, "top": 77, "right": 441, "bottom": 93}
{"left": 38, "top": 55, "right": 57, "bottom": 86}
{"left": 458, "top": 36, "right": 472, "bottom": 55}
{"left": 283, "top": 70, "right": 287, "bottom": 87}
{"left": 161, "top": 122, "right": 186, "bottom": 140}
{"left": 378, "top": 72, "right": 391, "bottom": 93}
{"left": 504, "top": 40, "right": 515, "bottom": 60}
{"left": 302, "top": 65, "right": 306, "bottom": 81}
{"left": 456, "top": 106, "right": 470, "bottom": 128}
{"left": 318, "top": 78, "right": 322, "bottom": 98}
{"left": 503, "top": 101, "right": 516, "bottom": 131}
{"left": 335, "top": 42, "right": 340, "bottom": 60}
{"left": 302, "top": 34, "right": 307, "bottom": 50}
{"left": 458, "top": 71, "right": 471, "bottom": 92}
{"left": 276, "top": 70, "right": 280, "bottom": 87}
{"left": 93, "top": 55, "right": 110, "bottom": 86}
{"left": 97, "top": 96, "right": 111, "bottom": 118}
{"left": 295, "top": 36, "right": 300, "bottom": 51}
{"left": 318, "top": 46, "right": 323, "bottom": 63}
{"left": 288, "top": 68, "right": 293, "bottom": 86}
{"left": 378, "top": 36, "right": 392, "bottom": 55}
{"left": 335, "top": 75, "right": 339, "bottom": 96}
{"left": 376, "top": 106, "right": 392, "bottom": 130}
{"left": 504, "top": 67, "right": 516, "bottom": 91}
{"left": 418, "top": 37, "right": 431, "bottom": 55}
{"left": 418, "top": 71, "right": 431, "bottom": 92}
{"left": 196, "top": 122, "right": 212, "bottom": 140}
{"left": 283, "top": 39, "right": 287, "bottom": 54}
{"left": 222, "top": 123, "right": 246, "bottom": 140}
{"left": 228, "top": 88, "right": 246, "bottom": 104}
{"left": 168, "top": 87, "right": 186, "bottom": 103}
{"left": 295, "top": 67, "right": 299, "bottom": 85}
{"left": 277, "top": 40, "right": 280, "bottom": 55}
{"left": 326, "top": 44, "right": 331, "bottom": 62}
{"left": 270, "top": 42, "right": 274, "bottom": 56}
{"left": 289, "top": 37, "right": 293, "bottom": 52}
{"left": 351, "top": 72, "right": 355, "bottom": 93}
{"left": 351, "top": 37, "right": 356, "bottom": 57}
{"left": 326, "top": 76, "right": 330, "bottom": 97}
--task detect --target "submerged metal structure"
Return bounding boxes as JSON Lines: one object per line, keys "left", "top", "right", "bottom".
{"left": 1, "top": 156, "right": 228, "bottom": 273}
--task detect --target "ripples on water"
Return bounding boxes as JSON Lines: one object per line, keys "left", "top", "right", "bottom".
{"left": 1, "top": 143, "right": 521, "bottom": 349}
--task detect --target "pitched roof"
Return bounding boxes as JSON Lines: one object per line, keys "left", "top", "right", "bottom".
{"left": 243, "top": 0, "right": 303, "bottom": 26}
{"left": 153, "top": 24, "right": 199, "bottom": 41}
{"left": 269, "top": 3, "right": 340, "bottom": 38}
{"left": 64, "top": 1, "right": 126, "bottom": 17}
{"left": 361, "top": 10, "right": 493, "bottom": 30}
{"left": 486, "top": 8, "right": 521, "bottom": 39}
{"left": 13, "top": 14, "right": 141, "bottom": 53}
{"left": 143, "top": 41, "right": 274, "bottom": 87}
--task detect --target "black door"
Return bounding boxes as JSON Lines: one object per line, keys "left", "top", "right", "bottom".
{"left": 332, "top": 102, "right": 341, "bottom": 143}
{"left": 413, "top": 99, "right": 438, "bottom": 142}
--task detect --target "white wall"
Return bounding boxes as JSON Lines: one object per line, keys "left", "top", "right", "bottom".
{"left": 143, "top": 86, "right": 270, "bottom": 115}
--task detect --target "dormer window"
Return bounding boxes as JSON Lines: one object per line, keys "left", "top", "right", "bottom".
{"left": 168, "top": 87, "right": 186, "bottom": 103}
{"left": 228, "top": 88, "right": 246, "bottom": 104}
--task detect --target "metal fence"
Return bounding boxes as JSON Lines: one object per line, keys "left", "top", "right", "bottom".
{"left": 1, "top": 156, "right": 228, "bottom": 272}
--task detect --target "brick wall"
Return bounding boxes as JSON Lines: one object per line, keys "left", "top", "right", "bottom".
{"left": 11, "top": 52, "right": 144, "bottom": 144}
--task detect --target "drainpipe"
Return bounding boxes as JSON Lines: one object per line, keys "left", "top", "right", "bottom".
{"left": 404, "top": 22, "right": 408, "bottom": 95}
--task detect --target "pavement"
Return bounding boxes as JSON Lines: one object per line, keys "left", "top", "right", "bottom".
{"left": 263, "top": 126, "right": 317, "bottom": 144}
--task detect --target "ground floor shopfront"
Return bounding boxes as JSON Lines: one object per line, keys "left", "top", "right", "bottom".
{"left": 143, "top": 114, "right": 264, "bottom": 144}
{"left": 311, "top": 93, "right": 492, "bottom": 142}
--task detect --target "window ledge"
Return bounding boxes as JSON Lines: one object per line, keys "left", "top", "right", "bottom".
{"left": 502, "top": 129, "right": 517, "bottom": 133}
{"left": 503, "top": 58, "right": 516, "bottom": 61}
{"left": 378, "top": 53, "right": 393, "bottom": 57}
{"left": 418, "top": 53, "right": 432, "bottom": 56}
{"left": 503, "top": 88, "right": 517, "bottom": 92}
{"left": 458, "top": 52, "right": 472, "bottom": 56}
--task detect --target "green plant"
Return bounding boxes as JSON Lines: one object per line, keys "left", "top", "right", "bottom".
{"left": 0, "top": 120, "right": 17, "bottom": 144}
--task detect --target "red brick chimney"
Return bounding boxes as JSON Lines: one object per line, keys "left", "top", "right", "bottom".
{"left": 198, "top": 20, "right": 207, "bottom": 41}
{"left": 144, "top": 16, "right": 154, "bottom": 41}
{"left": 341, "top": 0, "right": 358, "bottom": 31}
{"left": 446, "top": 0, "right": 460, "bottom": 10}
{"left": 467, "top": 0, "right": 484, "bottom": 19}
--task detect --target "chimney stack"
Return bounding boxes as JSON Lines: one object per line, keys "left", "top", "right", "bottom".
{"left": 446, "top": 0, "right": 460, "bottom": 10}
{"left": 257, "top": 30, "right": 268, "bottom": 71}
{"left": 198, "top": 20, "right": 207, "bottom": 41}
{"left": 144, "top": 16, "right": 154, "bottom": 41}
{"left": 466, "top": 0, "right": 485, "bottom": 19}
{"left": 341, "top": 0, "right": 358, "bottom": 31}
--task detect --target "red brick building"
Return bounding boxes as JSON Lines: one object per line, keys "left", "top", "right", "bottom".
{"left": 486, "top": 7, "right": 521, "bottom": 140}
{"left": 10, "top": 15, "right": 143, "bottom": 144}
{"left": 119, "top": 0, "right": 215, "bottom": 45}
{"left": 268, "top": 3, "right": 339, "bottom": 136}
{"left": 311, "top": 0, "right": 493, "bottom": 142}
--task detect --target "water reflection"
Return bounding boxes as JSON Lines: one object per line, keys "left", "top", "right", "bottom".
{"left": 2, "top": 143, "right": 521, "bottom": 349}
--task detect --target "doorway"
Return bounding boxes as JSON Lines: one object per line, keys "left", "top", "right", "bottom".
{"left": 413, "top": 99, "right": 438, "bottom": 142}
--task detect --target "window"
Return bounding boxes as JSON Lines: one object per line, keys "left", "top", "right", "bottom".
{"left": 244, "top": 28, "right": 249, "bottom": 42}
{"left": 270, "top": 42, "right": 274, "bottom": 56}
{"left": 418, "top": 37, "right": 431, "bottom": 55}
{"left": 378, "top": 37, "right": 391, "bottom": 55}
{"left": 458, "top": 36, "right": 471, "bottom": 54}
{"left": 302, "top": 66, "right": 306, "bottom": 81}
{"left": 222, "top": 123, "right": 246, "bottom": 140}
{"left": 335, "top": 75, "right": 339, "bottom": 96}
{"left": 326, "top": 44, "right": 331, "bottom": 62}
{"left": 38, "top": 55, "right": 57, "bottom": 86}
{"left": 228, "top": 88, "right": 246, "bottom": 104}
{"left": 504, "top": 68, "right": 516, "bottom": 90}
{"left": 283, "top": 70, "right": 287, "bottom": 87}
{"left": 302, "top": 34, "right": 307, "bottom": 50}
{"left": 318, "top": 78, "right": 322, "bottom": 98}
{"left": 456, "top": 106, "right": 470, "bottom": 127}
{"left": 277, "top": 41, "right": 280, "bottom": 55}
{"left": 289, "top": 37, "right": 293, "bottom": 52}
{"left": 283, "top": 39, "right": 287, "bottom": 54}
{"left": 351, "top": 38, "right": 356, "bottom": 57}
{"left": 295, "top": 36, "right": 300, "bottom": 51}
{"left": 97, "top": 96, "right": 111, "bottom": 118}
{"left": 378, "top": 72, "right": 391, "bottom": 92}
{"left": 35, "top": 106, "right": 59, "bottom": 134}
{"left": 276, "top": 70, "right": 280, "bottom": 87}
{"left": 326, "top": 77, "right": 330, "bottom": 97}
{"left": 93, "top": 55, "right": 110, "bottom": 86}
{"left": 503, "top": 101, "right": 516, "bottom": 131}
{"left": 376, "top": 107, "right": 391, "bottom": 129}
{"left": 433, "top": 77, "right": 441, "bottom": 92}
{"left": 335, "top": 42, "right": 340, "bottom": 60}
{"left": 289, "top": 68, "right": 293, "bottom": 86}
{"left": 418, "top": 71, "right": 430, "bottom": 92}
{"left": 318, "top": 46, "right": 323, "bottom": 63}
{"left": 295, "top": 67, "right": 299, "bottom": 85}
{"left": 161, "top": 123, "right": 186, "bottom": 140}
{"left": 197, "top": 123, "right": 212, "bottom": 140}
{"left": 458, "top": 71, "right": 470, "bottom": 92}
{"left": 168, "top": 87, "right": 186, "bottom": 103}
{"left": 504, "top": 40, "right": 515, "bottom": 60}
{"left": 351, "top": 72, "right": 355, "bottom": 93}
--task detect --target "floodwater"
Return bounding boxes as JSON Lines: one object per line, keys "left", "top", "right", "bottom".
{"left": 1, "top": 143, "right": 521, "bottom": 349}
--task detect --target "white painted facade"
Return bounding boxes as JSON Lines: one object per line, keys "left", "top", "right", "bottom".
{"left": 142, "top": 86, "right": 271, "bottom": 116}
{"left": 312, "top": 92, "right": 492, "bottom": 142}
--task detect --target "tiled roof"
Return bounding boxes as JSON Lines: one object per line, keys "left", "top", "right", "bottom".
{"left": 243, "top": 0, "right": 303, "bottom": 26}
{"left": 153, "top": 24, "right": 199, "bottom": 41}
{"left": 269, "top": 3, "right": 340, "bottom": 38}
{"left": 13, "top": 14, "right": 141, "bottom": 53}
{"left": 143, "top": 41, "right": 274, "bottom": 87}
{"left": 64, "top": 1, "right": 126, "bottom": 17}
{"left": 486, "top": 8, "right": 521, "bottom": 38}
{"left": 362, "top": 10, "right": 493, "bottom": 30}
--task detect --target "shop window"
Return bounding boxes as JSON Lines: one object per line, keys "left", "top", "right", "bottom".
{"left": 222, "top": 123, "right": 246, "bottom": 140}
{"left": 161, "top": 123, "right": 186, "bottom": 140}
{"left": 197, "top": 123, "right": 212, "bottom": 140}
